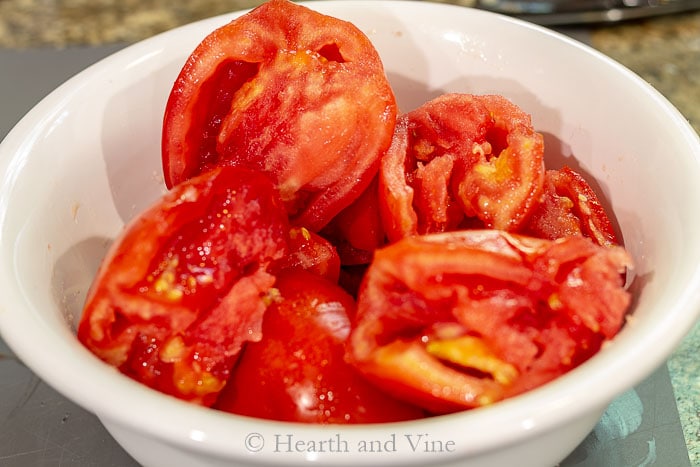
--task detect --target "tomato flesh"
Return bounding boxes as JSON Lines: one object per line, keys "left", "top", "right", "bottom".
{"left": 522, "top": 166, "right": 619, "bottom": 246}
{"left": 379, "top": 94, "right": 545, "bottom": 242}
{"left": 78, "top": 166, "right": 289, "bottom": 405}
{"left": 162, "top": 0, "right": 396, "bottom": 231}
{"left": 348, "top": 230, "right": 632, "bottom": 413}
{"left": 272, "top": 226, "right": 341, "bottom": 283}
{"left": 214, "top": 270, "right": 425, "bottom": 423}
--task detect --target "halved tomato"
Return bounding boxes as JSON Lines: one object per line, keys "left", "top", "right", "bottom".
{"left": 379, "top": 94, "right": 545, "bottom": 242}
{"left": 522, "top": 166, "right": 619, "bottom": 246}
{"left": 78, "top": 166, "right": 289, "bottom": 406}
{"left": 214, "top": 270, "right": 425, "bottom": 423}
{"left": 348, "top": 230, "right": 632, "bottom": 413}
{"left": 162, "top": 0, "right": 396, "bottom": 231}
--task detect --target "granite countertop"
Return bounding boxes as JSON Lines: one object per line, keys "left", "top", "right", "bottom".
{"left": 1, "top": 0, "right": 699, "bottom": 465}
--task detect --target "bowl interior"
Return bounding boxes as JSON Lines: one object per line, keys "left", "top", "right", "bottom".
{"left": 1, "top": 1, "right": 700, "bottom": 465}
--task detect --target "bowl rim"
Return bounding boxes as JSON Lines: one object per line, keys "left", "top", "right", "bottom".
{"left": 1, "top": 1, "right": 700, "bottom": 464}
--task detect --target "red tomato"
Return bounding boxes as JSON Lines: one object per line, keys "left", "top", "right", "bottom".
{"left": 522, "top": 166, "right": 619, "bottom": 246}
{"left": 337, "top": 264, "right": 370, "bottom": 299}
{"left": 162, "top": 0, "right": 396, "bottom": 231}
{"left": 272, "top": 226, "right": 341, "bottom": 283}
{"left": 320, "top": 176, "right": 386, "bottom": 266}
{"left": 78, "top": 166, "right": 289, "bottom": 406}
{"left": 214, "top": 270, "right": 425, "bottom": 423}
{"left": 347, "top": 230, "right": 632, "bottom": 413}
{"left": 379, "top": 94, "right": 545, "bottom": 242}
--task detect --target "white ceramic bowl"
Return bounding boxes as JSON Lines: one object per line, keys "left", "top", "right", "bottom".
{"left": 1, "top": 2, "right": 700, "bottom": 466}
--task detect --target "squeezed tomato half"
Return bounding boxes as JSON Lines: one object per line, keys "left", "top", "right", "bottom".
{"left": 348, "top": 230, "right": 632, "bottom": 413}
{"left": 162, "top": 0, "right": 397, "bottom": 231}
{"left": 78, "top": 166, "right": 289, "bottom": 405}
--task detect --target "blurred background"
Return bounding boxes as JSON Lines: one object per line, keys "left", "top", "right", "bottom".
{"left": 0, "top": 1, "right": 698, "bottom": 466}
{"left": 0, "top": 0, "right": 698, "bottom": 135}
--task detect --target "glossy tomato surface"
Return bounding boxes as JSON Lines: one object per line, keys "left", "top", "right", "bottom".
{"left": 78, "top": 166, "right": 289, "bottom": 406}
{"left": 348, "top": 230, "right": 632, "bottom": 414}
{"left": 214, "top": 270, "right": 425, "bottom": 423}
{"left": 320, "top": 176, "right": 386, "bottom": 266}
{"left": 272, "top": 226, "right": 341, "bottom": 283}
{"left": 162, "top": 0, "right": 396, "bottom": 231}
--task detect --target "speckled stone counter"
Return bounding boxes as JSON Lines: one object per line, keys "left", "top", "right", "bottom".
{"left": 1, "top": 0, "right": 699, "bottom": 464}
{"left": 590, "top": 12, "right": 700, "bottom": 135}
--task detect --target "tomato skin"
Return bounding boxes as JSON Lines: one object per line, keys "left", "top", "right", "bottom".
{"left": 379, "top": 94, "right": 545, "bottom": 242}
{"left": 214, "top": 270, "right": 425, "bottom": 423}
{"left": 78, "top": 166, "right": 289, "bottom": 405}
{"left": 272, "top": 226, "right": 341, "bottom": 283}
{"left": 321, "top": 176, "right": 386, "bottom": 266}
{"left": 522, "top": 166, "right": 619, "bottom": 246}
{"left": 162, "top": 0, "right": 396, "bottom": 231}
{"left": 348, "top": 230, "right": 632, "bottom": 413}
